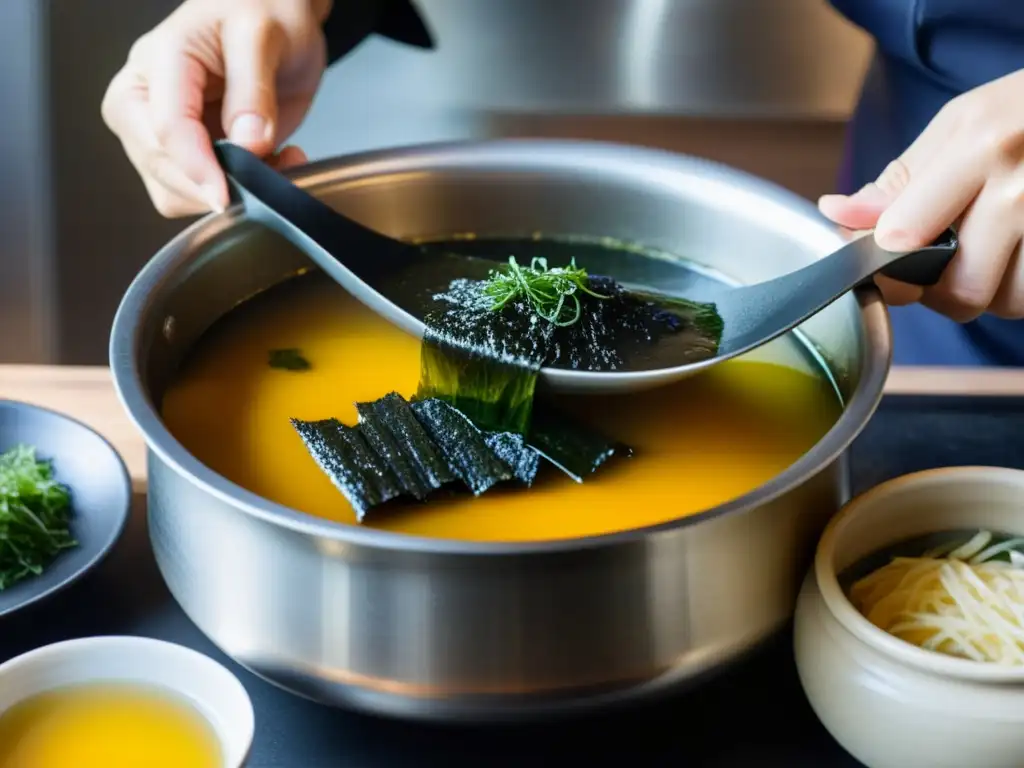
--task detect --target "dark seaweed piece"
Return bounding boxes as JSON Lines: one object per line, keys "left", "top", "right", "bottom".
{"left": 356, "top": 392, "right": 454, "bottom": 500}
{"left": 417, "top": 329, "right": 538, "bottom": 435}
{"left": 426, "top": 273, "right": 722, "bottom": 376}
{"left": 528, "top": 405, "right": 633, "bottom": 483}
{"left": 269, "top": 348, "right": 311, "bottom": 371}
{"left": 483, "top": 432, "right": 540, "bottom": 487}
{"left": 410, "top": 399, "right": 513, "bottom": 495}
{"left": 617, "top": 282, "right": 723, "bottom": 359}
{"left": 291, "top": 418, "right": 402, "bottom": 520}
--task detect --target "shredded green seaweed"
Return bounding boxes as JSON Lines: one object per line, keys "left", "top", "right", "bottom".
{"left": 0, "top": 445, "right": 76, "bottom": 591}
{"left": 483, "top": 256, "right": 610, "bottom": 327}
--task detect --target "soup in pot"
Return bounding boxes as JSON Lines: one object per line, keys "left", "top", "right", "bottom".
{"left": 162, "top": 247, "right": 842, "bottom": 543}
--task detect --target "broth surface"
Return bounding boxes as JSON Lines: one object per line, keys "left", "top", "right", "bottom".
{"left": 162, "top": 272, "right": 842, "bottom": 542}
{"left": 0, "top": 682, "right": 221, "bottom": 768}
{"left": 163, "top": 270, "right": 843, "bottom": 540}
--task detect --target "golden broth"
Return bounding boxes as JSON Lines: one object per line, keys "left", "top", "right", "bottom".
{"left": 162, "top": 272, "right": 842, "bottom": 542}
{"left": 0, "top": 683, "right": 221, "bottom": 768}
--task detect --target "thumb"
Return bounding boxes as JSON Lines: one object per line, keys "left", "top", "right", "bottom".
{"left": 818, "top": 160, "right": 922, "bottom": 307}
{"left": 221, "top": 16, "right": 284, "bottom": 156}
{"left": 817, "top": 159, "right": 912, "bottom": 232}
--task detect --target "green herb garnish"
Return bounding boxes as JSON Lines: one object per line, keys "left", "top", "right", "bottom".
{"left": 482, "top": 256, "right": 609, "bottom": 327}
{"left": 0, "top": 444, "right": 76, "bottom": 591}
{"left": 269, "top": 348, "right": 311, "bottom": 371}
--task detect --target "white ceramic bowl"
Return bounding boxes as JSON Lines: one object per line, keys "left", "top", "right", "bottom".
{"left": 0, "top": 636, "right": 254, "bottom": 766}
{"left": 794, "top": 467, "right": 1024, "bottom": 768}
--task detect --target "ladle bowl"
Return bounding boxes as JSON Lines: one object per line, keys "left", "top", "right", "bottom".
{"left": 215, "top": 140, "right": 954, "bottom": 395}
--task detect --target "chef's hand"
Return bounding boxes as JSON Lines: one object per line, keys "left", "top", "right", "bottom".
{"left": 819, "top": 69, "right": 1024, "bottom": 323}
{"left": 101, "top": 0, "right": 331, "bottom": 217}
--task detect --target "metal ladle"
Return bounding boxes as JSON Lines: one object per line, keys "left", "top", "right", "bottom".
{"left": 214, "top": 141, "right": 958, "bottom": 395}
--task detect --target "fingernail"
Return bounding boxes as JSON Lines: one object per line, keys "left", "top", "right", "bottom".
{"left": 229, "top": 113, "right": 273, "bottom": 147}
{"left": 874, "top": 213, "right": 917, "bottom": 249}
{"left": 875, "top": 227, "right": 914, "bottom": 251}
{"left": 200, "top": 184, "right": 226, "bottom": 213}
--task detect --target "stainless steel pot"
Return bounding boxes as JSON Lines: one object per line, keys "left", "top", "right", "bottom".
{"left": 110, "top": 139, "right": 890, "bottom": 721}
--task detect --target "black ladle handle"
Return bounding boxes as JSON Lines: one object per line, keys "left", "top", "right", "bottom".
{"left": 212, "top": 140, "right": 433, "bottom": 343}
{"left": 213, "top": 140, "right": 422, "bottom": 279}
{"left": 871, "top": 227, "right": 959, "bottom": 286}
{"left": 715, "top": 226, "right": 960, "bottom": 357}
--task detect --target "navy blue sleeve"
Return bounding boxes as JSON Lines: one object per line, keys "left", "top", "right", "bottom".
{"left": 322, "top": 0, "right": 434, "bottom": 67}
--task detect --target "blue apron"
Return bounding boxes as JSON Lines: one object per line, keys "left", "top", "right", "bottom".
{"left": 830, "top": 0, "right": 1024, "bottom": 366}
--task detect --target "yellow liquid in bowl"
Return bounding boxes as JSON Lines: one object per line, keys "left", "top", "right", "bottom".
{"left": 0, "top": 683, "right": 221, "bottom": 768}
{"left": 162, "top": 273, "right": 843, "bottom": 542}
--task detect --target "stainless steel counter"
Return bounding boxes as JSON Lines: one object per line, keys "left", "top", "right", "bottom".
{"left": 0, "top": 0, "right": 870, "bottom": 365}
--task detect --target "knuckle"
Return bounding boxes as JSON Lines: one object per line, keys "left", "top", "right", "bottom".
{"left": 231, "top": 8, "right": 282, "bottom": 39}
{"left": 981, "top": 126, "right": 1015, "bottom": 162}
{"left": 100, "top": 69, "right": 133, "bottom": 132}
{"left": 126, "top": 35, "right": 150, "bottom": 64}
{"left": 945, "top": 282, "right": 992, "bottom": 320}
{"left": 936, "top": 93, "right": 975, "bottom": 129}
{"left": 961, "top": 115, "right": 1024, "bottom": 166}
{"left": 876, "top": 159, "right": 913, "bottom": 194}
{"left": 99, "top": 84, "right": 120, "bottom": 131}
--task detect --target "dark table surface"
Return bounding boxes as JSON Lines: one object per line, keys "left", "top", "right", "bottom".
{"left": 5, "top": 393, "right": 1024, "bottom": 767}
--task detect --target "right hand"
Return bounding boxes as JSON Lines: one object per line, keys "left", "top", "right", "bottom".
{"left": 101, "top": 0, "right": 332, "bottom": 218}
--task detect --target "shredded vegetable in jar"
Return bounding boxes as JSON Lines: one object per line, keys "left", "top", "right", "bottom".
{"left": 849, "top": 530, "right": 1024, "bottom": 665}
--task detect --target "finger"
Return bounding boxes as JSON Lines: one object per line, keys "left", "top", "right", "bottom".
{"left": 101, "top": 66, "right": 141, "bottom": 137}
{"left": 124, "top": 133, "right": 215, "bottom": 218}
{"left": 146, "top": 42, "right": 227, "bottom": 210}
{"left": 990, "top": 239, "right": 1024, "bottom": 319}
{"left": 269, "top": 144, "right": 308, "bottom": 170}
{"left": 874, "top": 275, "right": 925, "bottom": 306}
{"left": 221, "top": 14, "right": 285, "bottom": 154}
{"left": 818, "top": 109, "right": 958, "bottom": 231}
{"left": 139, "top": 173, "right": 211, "bottom": 218}
{"left": 873, "top": 150, "right": 986, "bottom": 252}
{"left": 106, "top": 78, "right": 217, "bottom": 217}
{"left": 921, "top": 176, "right": 1023, "bottom": 322}
{"left": 818, "top": 182, "right": 893, "bottom": 230}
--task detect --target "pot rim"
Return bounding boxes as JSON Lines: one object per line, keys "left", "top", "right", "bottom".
{"left": 815, "top": 466, "right": 1024, "bottom": 683}
{"left": 109, "top": 138, "right": 891, "bottom": 556}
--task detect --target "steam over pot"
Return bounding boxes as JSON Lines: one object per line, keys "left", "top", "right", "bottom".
{"left": 110, "top": 140, "right": 889, "bottom": 720}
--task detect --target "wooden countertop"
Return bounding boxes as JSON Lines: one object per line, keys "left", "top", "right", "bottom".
{"left": 1, "top": 365, "right": 1022, "bottom": 489}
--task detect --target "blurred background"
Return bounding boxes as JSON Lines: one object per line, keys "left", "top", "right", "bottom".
{"left": 0, "top": 0, "right": 871, "bottom": 366}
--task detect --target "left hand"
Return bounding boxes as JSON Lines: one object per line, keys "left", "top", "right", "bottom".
{"left": 818, "top": 69, "right": 1024, "bottom": 323}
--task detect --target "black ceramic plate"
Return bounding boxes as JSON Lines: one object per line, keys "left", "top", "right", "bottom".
{"left": 0, "top": 400, "right": 132, "bottom": 617}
